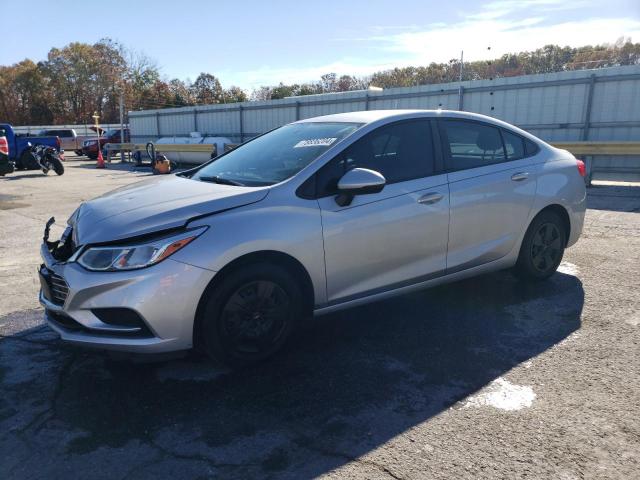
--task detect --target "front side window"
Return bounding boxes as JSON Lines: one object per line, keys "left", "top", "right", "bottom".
{"left": 191, "top": 122, "right": 361, "bottom": 187}
{"left": 441, "top": 120, "right": 506, "bottom": 171}
{"left": 316, "top": 119, "right": 435, "bottom": 195}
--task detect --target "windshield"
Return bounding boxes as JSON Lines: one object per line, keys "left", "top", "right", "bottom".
{"left": 190, "top": 122, "right": 362, "bottom": 186}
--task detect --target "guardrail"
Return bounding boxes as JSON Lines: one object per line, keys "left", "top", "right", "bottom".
{"left": 552, "top": 142, "right": 640, "bottom": 184}
{"left": 552, "top": 142, "right": 640, "bottom": 156}
{"left": 105, "top": 143, "right": 240, "bottom": 155}
{"left": 106, "top": 141, "right": 640, "bottom": 156}
{"left": 105, "top": 143, "right": 213, "bottom": 153}
{"left": 105, "top": 141, "right": 639, "bottom": 183}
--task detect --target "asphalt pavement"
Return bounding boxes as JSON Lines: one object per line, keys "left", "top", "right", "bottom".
{"left": 0, "top": 157, "right": 639, "bottom": 479}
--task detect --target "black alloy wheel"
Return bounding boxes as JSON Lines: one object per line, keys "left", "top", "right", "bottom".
{"left": 200, "top": 263, "right": 304, "bottom": 367}
{"left": 220, "top": 280, "right": 290, "bottom": 356}
{"left": 530, "top": 222, "right": 563, "bottom": 272}
{"left": 515, "top": 210, "right": 566, "bottom": 281}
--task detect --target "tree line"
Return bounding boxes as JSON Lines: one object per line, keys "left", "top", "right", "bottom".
{"left": 1, "top": 38, "right": 638, "bottom": 126}
{"left": 0, "top": 38, "right": 248, "bottom": 126}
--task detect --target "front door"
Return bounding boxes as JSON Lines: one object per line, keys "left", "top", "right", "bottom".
{"left": 316, "top": 119, "right": 450, "bottom": 304}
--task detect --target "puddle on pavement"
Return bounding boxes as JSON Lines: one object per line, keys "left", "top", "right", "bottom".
{"left": 0, "top": 193, "right": 30, "bottom": 210}
{"left": 625, "top": 313, "right": 640, "bottom": 327}
{"left": 557, "top": 261, "right": 579, "bottom": 276}
{"left": 463, "top": 377, "right": 536, "bottom": 411}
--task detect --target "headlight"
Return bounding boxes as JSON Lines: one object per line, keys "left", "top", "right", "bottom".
{"left": 77, "top": 227, "right": 207, "bottom": 271}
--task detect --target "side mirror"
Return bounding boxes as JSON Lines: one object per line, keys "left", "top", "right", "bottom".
{"left": 335, "top": 167, "right": 386, "bottom": 206}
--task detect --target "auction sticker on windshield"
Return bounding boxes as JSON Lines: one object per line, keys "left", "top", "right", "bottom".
{"left": 294, "top": 138, "right": 337, "bottom": 148}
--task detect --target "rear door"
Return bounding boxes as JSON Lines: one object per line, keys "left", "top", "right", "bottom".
{"left": 439, "top": 119, "right": 540, "bottom": 272}
{"left": 317, "top": 119, "right": 450, "bottom": 304}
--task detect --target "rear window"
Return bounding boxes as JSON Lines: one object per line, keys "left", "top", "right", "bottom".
{"left": 41, "top": 129, "right": 73, "bottom": 138}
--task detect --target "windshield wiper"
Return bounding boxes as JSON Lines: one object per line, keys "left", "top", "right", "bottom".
{"left": 198, "top": 175, "right": 245, "bottom": 186}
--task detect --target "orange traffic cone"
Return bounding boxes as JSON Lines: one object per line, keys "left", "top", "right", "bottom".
{"left": 96, "top": 149, "right": 106, "bottom": 169}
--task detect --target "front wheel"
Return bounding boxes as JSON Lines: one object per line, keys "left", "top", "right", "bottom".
{"left": 200, "top": 263, "right": 304, "bottom": 367}
{"left": 515, "top": 211, "right": 566, "bottom": 281}
{"left": 50, "top": 157, "right": 64, "bottom": 175}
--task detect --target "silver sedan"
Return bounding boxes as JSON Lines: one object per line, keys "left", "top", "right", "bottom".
{"left": 39, "top": 110, "right": 586, "bottom": 366}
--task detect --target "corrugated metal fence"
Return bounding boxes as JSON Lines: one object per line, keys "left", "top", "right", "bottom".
{"left": 129, "top": 65, "right": 640, "bottom": 179}
{"left": 12, "top": 124, "right": 124, "bottom": 136}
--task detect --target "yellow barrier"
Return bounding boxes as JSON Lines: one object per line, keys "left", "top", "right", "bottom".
{"left": 106, "top": 141, "right": 640, "bottom": 156}
{"left": 151, "top": 144, "right": 215, "bottom": 153}
{"left": 104, "top": 143, "right": 134, "bottom": 151}
{"left": 105, "top": 143, "right": 215, "bottom": 153}
{"left": 551, "top": 142, "right": 640, "bottom": 156}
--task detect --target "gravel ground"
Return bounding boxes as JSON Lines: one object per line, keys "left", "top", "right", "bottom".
{"left": 0, "top": 157, "right": 639, "bottom": 479}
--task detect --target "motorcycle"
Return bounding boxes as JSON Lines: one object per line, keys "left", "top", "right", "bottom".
{"left": 20, "top": 143, "right": 65, "bottom": 175}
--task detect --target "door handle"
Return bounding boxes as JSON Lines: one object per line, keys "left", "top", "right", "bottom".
{"left": 511, "top": 172, "right": 529, "bottom": 182}
{"left": 418, "top": 192, "right": 444, "bottom": 205}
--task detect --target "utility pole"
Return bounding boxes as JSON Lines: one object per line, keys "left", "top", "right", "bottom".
{"left": 119, "top": 92, "right": 125, "bottom": 162}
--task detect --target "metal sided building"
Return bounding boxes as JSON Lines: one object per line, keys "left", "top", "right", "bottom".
{"left": 129, "top": 65, "right": 640, "bottom": 179}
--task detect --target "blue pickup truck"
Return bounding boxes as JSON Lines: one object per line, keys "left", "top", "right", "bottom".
{"left": 0, "top": 123, "right": 62, "bottom": 170}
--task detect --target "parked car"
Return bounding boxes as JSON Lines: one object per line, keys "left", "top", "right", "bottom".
{"left": 0, "top": 127, "right": 13, "bottom": 175}
{"left": 39, "top": 110, "right": 586, "bottom": 366}
{"left": 0, "top": 123, "right": 62, "bottom": 170}
{"left": 82, "top": 128, "right": 129, "bottom": 159}
{"left": 38, "top": 128, "right": 83, "bottom": 155}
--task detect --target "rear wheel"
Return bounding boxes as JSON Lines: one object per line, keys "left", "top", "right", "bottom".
{"left": 19, "top": 150, "right": 39, "bottom": 170}
{"left": 515, "top": 211, "right": 566, "bottom": 281}
{"left": 200, "top": 263, "right": 304, "bottom": 367}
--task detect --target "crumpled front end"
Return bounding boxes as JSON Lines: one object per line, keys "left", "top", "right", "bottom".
{"left": 39, "top": 224, "right": 215, "bottom": 354}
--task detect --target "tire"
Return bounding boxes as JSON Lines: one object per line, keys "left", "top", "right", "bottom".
{"left": 50, "top": 157, "right": 64, "bottom": 175}
{"left": 515, "top": 210, "right": 566, "bottom": 281}
{"left": 199, "top": 263, "right": 304, "bottom": 367}
{"left": 87, "top": 154, "right": 97, "bottom": 160}
{"left": 19, "top": 150, "right": 39, "bottom": 170}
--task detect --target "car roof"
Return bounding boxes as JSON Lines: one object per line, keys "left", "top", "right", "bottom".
{"left": 294, "top": 109, "right": 543, "bottom": 143}
{"left": 295, "top": 109, "right": 510, "bottom": 124}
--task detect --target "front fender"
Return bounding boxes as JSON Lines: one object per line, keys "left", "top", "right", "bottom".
{"left": 172, "top": 194, "right": 327, "bottom": 306}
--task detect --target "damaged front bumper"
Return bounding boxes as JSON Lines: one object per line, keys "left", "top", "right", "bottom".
{"left": 38, "top": 230, "right": 214, "bottom": 354}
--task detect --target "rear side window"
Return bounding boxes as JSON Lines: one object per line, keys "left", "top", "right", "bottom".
{"left": 315, "top": 119, "right": 435, "bottom": 196}
{"left": 524, "top": 137, "right": 539, "bottom": 156}
{"left": 501, "top": 129, "right": 525, "bottom": 160}
{"left": 441, "top": 120, "right": 506, "bottom": 171}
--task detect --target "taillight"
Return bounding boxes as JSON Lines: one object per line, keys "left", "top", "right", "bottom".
{"left": 576, "top": 159, "right": 586, "bottom": 177}
{"left": 0, "top": 137, "right": 8, "bottom": 156}
{"left": 56, "top": 137, "right": 61, "bottom": 149}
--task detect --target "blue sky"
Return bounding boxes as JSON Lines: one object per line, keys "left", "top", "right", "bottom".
{"left": 2, "top": 0, "right": 639, "bottom": 90}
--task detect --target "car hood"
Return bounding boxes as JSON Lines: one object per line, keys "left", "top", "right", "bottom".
{"left": 72, "top": 175, "right": 269, "bottom": 245}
